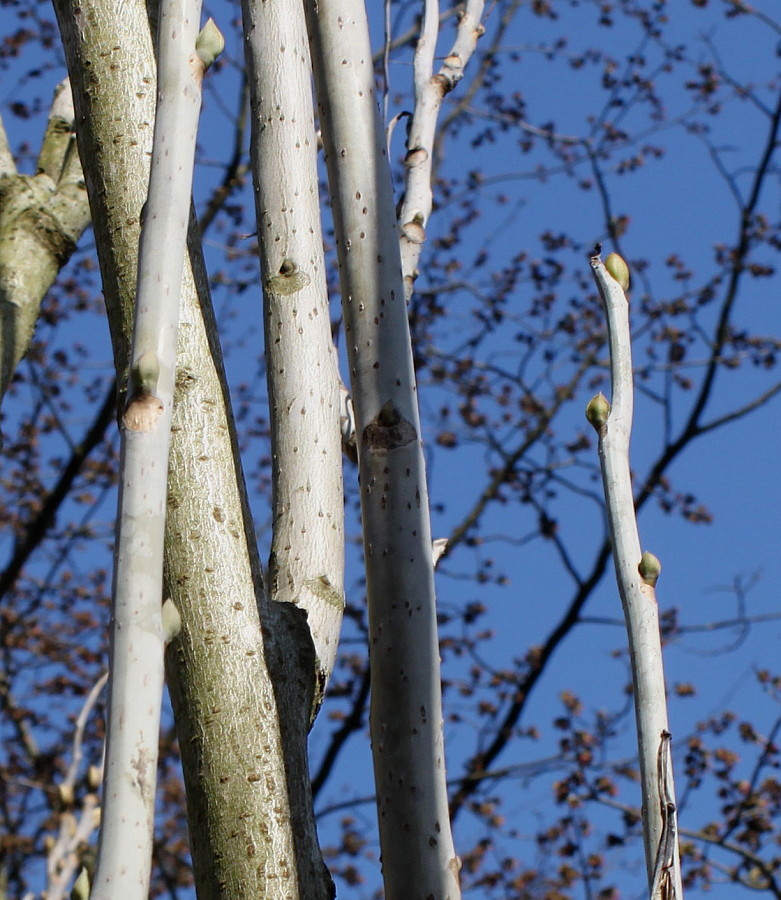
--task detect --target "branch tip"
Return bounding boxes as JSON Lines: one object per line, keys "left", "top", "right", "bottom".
{"left": 604, "top": 251, "right": 630, "bottom": 291}
{"left": 70, "top": 867, "right": 90, "bottom": 900}
{"left": 162, "top": 598, "right": 182, "bottom": 643}
{"left": 196, "top": 18, "right": 225, "bottom": 71}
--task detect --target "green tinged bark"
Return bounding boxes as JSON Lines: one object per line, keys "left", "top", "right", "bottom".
{"left": 0, "top": 81, "right": 90, "bottom": 402}
{"left": 53, "top": 0, "right": 332, "bottom": 895}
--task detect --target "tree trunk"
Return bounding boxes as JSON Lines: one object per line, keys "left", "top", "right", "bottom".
{"left": 53, "top": 1, "right": 331, "bottom": 895}
{"left": 242, "top": 0, "right": 345, "bottom": 709}
{"left": 307, "top": 2, "right": 461, "bottom": 897}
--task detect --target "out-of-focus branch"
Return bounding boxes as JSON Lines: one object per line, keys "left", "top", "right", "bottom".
{"left": 398, "top": 0, "right": 485, "bottom": 300}
{"left": 311, "top": 666, "right": 370, "bottom": 799}
{"left": 197, "top": 71, "right": 249, "bottom": 235}
{"left": 442, "top": 354, "right": 595, "bottom": 560}
{"left": 45, "top": 672, "right": 107, "bottom": 900}
{"left": 0, "top": 381, "right": 116, "bottom": 603}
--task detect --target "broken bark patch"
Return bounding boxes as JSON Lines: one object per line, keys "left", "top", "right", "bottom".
{"left": 124, "top": 393, "right": 164, "bottom": 432}
{"left": 362, "top": 401, "right": 417, "bottom": 450}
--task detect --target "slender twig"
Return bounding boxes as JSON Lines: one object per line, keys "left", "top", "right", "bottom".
{"left": 587, "top": 250, "right": 683, "bottom": 897}
{"left": 0, "top": 381, "right": 116, "bottom": 603}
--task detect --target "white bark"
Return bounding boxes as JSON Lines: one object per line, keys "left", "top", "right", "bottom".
{"left": 91, "top": 3, "right": 206, "bottom": 896}
{"left": 398, "top": 0, "right": 484, "bottom": 300}
{"left": 242, "top": 0, "right": 345, "bottom": 700}
{"left": 0, "top": 112, "right": 14, "bottom": 176}
{"left": 307, "top": 3, "right": 461, "bottom": 897}
{"left": 588, "top": 252, "right": 683, "bottom": 898}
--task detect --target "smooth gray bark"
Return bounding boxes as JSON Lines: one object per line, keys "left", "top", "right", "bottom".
{"left": 587, "top": 252, "right": 683, "bottom": 899}
{"left": 242, "top": 0, "right": 345, "bottom": 708}
{"left": 307, "top": 2, "right": 461, "bottom": 897}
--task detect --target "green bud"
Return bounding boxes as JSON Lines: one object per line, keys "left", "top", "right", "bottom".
{"left": 196, "top": 18, "right": 225, "bottom": 70}
{"left": 71, "top": 868, "right": 90, "bottom": 900}
{"left": 131, "top": 350, "right": 160, "bottom": 396}
{"left": 585, "top": 392, "right": 610, "bottom": 430}
{"left": 605, "top": 252, "right": 630, "bottom": 291}
{"left": 638, "top": 551, "right": 661, "bottom": 587}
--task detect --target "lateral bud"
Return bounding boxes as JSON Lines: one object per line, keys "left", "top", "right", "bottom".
{"left": 124, "top": 351, "right": 163, "bottom": 431}
{"left": 130, "top": 350, "right": 160, "bottom": 397}
{"left": 638, "top": 550, "right": 662, "bottom": 587}
{"left": 196, "top": 18, "right": 225, "bottom": 70}
{"left": 585, "top": 392, "right": 610, "bottom": 431}
{"left": 605, "top": 252, "right": 630, "bottom": 291}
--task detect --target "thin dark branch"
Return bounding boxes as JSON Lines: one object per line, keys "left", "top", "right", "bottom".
{"left": 311, "top": 666, "right": 371, "bottom": 799}
{"left": 443, "top": 355, "right": 595, "bottom": 560}
{"left": 0, "top": 381, "right": 117, "bottom": 602}
{"left": 198, "top": 71, "right": 249, "bottom": 235}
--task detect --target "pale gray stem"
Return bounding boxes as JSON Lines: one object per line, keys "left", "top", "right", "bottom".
{"left": 307, "top": 2, "right": 461, "bottom": 896}
{"left": 398, "top": 0, "right": 485, "bottom": 300}
{"left": 242, "top": 0, "right": 345, "bottom": 702}
{"left": 91, "top": 2, "right": 206, "bottom": 895}
{"left": 588, "top": 252, "right": 684, "bottom": 898}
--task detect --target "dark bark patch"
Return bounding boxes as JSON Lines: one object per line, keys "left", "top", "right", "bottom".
{"left": 362, "top": 401, "right": 417, "bottom": 450}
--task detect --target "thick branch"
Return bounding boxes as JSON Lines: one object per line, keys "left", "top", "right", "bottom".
{"left": 243, "top": 0, "right": 345, "bottom": 707}
{"left": 0, "top": 79, "right": 90, "bottom": 403}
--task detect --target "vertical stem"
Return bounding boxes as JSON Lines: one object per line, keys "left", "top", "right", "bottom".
{"left": 242, "top": 0, "right": 345, "bottom": 703}
{"left": 397, "top": 0, "right": 485, "bottom": 300}
{"left": 90, "top": 3, "right": 208, "bottom": 896}
{"left": 587, "top": 251, "right": 683, "bottom": 899}
{"left": 307, "top": 3, "right": 461, "bottom": 898}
